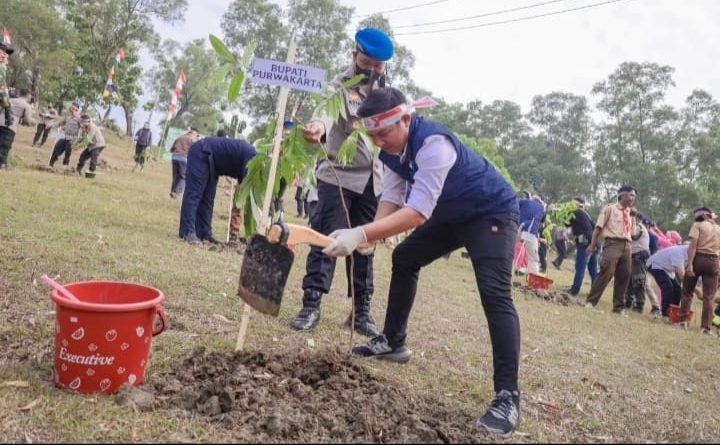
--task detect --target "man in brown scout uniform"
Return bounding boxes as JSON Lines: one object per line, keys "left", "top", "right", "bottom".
{"left": 585, "top": 185, "right": 637, "bottom": 314}
{"left": 679, "top": 207, "right": 720, "bottom": 334}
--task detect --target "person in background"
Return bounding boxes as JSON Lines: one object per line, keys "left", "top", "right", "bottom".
{"left": 566, "top": 197, "right": 599, "bottom": 295}
{"left": 169, "top": 128, "right": 199, "bottom": 198}
{"left": 179, "top": 137, "right": 256, "bottom": 244}
{"left": 0, "top": 88, "right": 34, "bottom": 170}
{"left": 647, "top": 243, "right": 689, "bottom": 319}
{"left": 133, "top": 121, "right": 153, "bottom": 171}
{"left": 0, "top": 42, "right": 14, "bottom": 130}
{"left": 679, "top": 207, "right": 720, "bottom": 334}
{"left": 552, "top": 226, "right": 570, "bottom": 270}
{"left": 585, "top": 186, "right": 636, "bottom": 314}
{"left": 323, "top": 87, "right": 523, "bottom": 438}
{"left": 32, "top": 103, "right": 58, "bottom": 148}
{"left": 48, "top": 103, "right": 82, "bottom": 171}
{"left": 76, "top": 115, "right": 106, "bottom": 176}
{"left": 538, "top": 218, "right": 548, "bottom": 273}
{"left": 518, "top": 194, "right": 546, "bottom": 274}
{"left": 294, "top": 174, "right": 307, "bottom": 218}
{"left": 624, "top": 211, "right": 656, "bottom": 313}
{"left": 220, "top": 128, "right": 248, "bottom": 245}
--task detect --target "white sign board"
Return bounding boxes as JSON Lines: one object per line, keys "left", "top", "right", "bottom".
{"left": 251, "top": 58, "right": 326, "bottom": 94}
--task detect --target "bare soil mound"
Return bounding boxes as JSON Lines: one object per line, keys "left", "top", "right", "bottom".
{"left": 124, "top": 347, "right": 489, "bottom": 443}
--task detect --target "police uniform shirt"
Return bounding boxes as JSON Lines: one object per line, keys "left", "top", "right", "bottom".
{"left": 314, "top": 66, "right": 383, "bottom": 196}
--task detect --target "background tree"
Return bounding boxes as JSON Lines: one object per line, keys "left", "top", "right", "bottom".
{"left": 58, "top": 0, "right": 188, "bottom": 135}
{"left": 2, "top": 0, "right": 77, "bottom": 106}
{"left": 150, "top": 39, "right": 227, "bottom": 136}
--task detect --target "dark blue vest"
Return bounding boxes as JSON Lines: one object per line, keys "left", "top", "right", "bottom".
{"left": 379, "top": 117, "right": 518, "bottom": 223}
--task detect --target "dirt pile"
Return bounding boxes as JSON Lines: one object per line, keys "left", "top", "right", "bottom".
{"left": 513, "top": 282, "right": 583, "bottom": 307}
{"left": 128, "top": 347, "right": 488, "bottom": 443}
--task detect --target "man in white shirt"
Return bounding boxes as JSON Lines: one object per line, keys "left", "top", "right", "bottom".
{"left": 646, "top": 244, "right": 689, "bottom": 317}
{"left": 322, "top": 88, "right": 522, "bottom": 438}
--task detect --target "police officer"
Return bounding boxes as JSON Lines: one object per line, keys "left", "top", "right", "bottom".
{"left": 293, "top": 28, "right": 394, "bottom": 336}
{"left": 323, "top": 88, "right": 522, "bottom": 438}
{"left": 179, "top": 137, "right": 256, "bottom": 244}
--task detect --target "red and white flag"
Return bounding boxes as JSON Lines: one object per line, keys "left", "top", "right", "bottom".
{"left": 167, "top": 70, "right": 187, "bottom": 118}
{"left": 2, "top": 28, "right": 11, "bottom": 45}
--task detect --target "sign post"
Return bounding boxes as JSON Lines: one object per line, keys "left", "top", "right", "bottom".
{"left": 236, "top": 38, "right": 327, "bottom": 352}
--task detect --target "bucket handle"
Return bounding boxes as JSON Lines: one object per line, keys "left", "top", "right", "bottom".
{"left": 153, "top": 305, "right": 169, "bottom": 336}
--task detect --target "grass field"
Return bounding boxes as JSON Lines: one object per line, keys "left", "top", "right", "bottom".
{"left": 1, "top": 126, "right": 718, "bottom": 443}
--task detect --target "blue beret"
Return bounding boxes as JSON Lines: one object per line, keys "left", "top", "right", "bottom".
{"left": 355, "top": 28, "right": 394, "bottom": 62}
{"left": 283, "top": 119, "right": 295, "bottom": 129}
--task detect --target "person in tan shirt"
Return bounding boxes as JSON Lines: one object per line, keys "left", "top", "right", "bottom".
{"left": 679, "top": 207, "right": 720, "bottom": 333}
{"left": 76, "top": 115, "right": 106, "bottom": 176}
{"left": 585, "top": 185, "right": 636, "bottom": 313}
{"left": 169, "top": 128, "right": 199, "bottom": 198}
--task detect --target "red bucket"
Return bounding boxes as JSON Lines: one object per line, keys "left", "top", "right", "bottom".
{"left": 668, "top": 304, "right": 693, "bottom": 324}
{"left": 50, "top": 281, "right": 168, "bottom": 394}
{"left": 527, "top": 273, "right": 553, "bottom": 290}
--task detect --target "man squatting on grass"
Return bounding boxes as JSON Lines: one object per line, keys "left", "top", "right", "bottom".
{"left": 321, "top": 88, "right": 522, "bottom": 438}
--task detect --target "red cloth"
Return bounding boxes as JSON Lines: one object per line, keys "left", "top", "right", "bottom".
{"left": 513, "top": 241, "right": 528, "bottom": 269}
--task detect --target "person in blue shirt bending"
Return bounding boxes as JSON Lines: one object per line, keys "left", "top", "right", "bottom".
{"left": 179, "top": 137, "right": 256, "bottom": 244}
{"left": 321, "top": 87, "right": 522, "bottom": 438}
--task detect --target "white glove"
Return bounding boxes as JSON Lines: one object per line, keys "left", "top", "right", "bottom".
{"left": 322, "top": 227, "right": 367, "bottom": 257}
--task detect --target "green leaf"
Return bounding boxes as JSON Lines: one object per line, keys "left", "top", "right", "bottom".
{"left": 228, "top": 72, "right": 245, "bottom": 103}
{"left": 209, "top": 34, "right": 236, "bottom": 64}
{"left": 342, "top": 74, "right": 365, "bottom": 89}
{"left": 336, "top": 93, "right": 347, "bottom": 121}
{"left": 337, "top": 130, "right": 359, "bottom": 166}
{"left": 208, "top": 63, "right": 233, "bottom": 87}
{"left": 357, "top": 128, "right": 377, "bottom": 155}
{"left": 241, "top": 42, "right": 257, "bottom": 69}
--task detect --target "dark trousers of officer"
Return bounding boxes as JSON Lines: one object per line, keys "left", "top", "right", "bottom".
{"left": 134, "top": 144, "right": 148, "bottom": 166}
{"left": 77, "top": 146, "right": 105, "bottom": 172}
{"left": 0, "top": 127, "right": 16, "bottom": 167}
{"left": 171, "top": 159, "right": 187, "bottom": 196}
{"left": 384, "top": 213, "right": 521, "bottom": 393}
{"left": 302, "top": 178, "right": 377, "bottom": 298}
{"left": 648, "top": 267, "right": 681, "bottom": 317}
{"left": 33, "top": 123, "right": 51, "bottom": 146}
{"left": 49, "top": 139, "right": 73, "bottom": 167}
{"left": 179, "top": 143, "right": 217, "bottom": 239}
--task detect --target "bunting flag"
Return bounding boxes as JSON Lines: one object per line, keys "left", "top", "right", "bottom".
{"left": 114, "top": 48, "right": 125, "bottom": 66}
{"left": 2, "top": 28, "right": 11, "bottom": 45}
{"left": 102, "top": 49, "right": 124, "bottom": 98}
{"left": 102, "top": 65, "right": 116, "bottom": 98}
{"left": 167, "top": 70, "right": 187, "bottom": 118}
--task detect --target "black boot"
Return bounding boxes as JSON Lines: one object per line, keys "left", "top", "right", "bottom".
{"left": 344, "top": 293, "right": 379, "bottom": 337}
{"left": 291, "top": 289, "right": 322, "bottom": 331}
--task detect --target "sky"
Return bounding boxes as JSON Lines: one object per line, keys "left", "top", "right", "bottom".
{"left": 128, "top": 0, "right": 720, "bottom": 138}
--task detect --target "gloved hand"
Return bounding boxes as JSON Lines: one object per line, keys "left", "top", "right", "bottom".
{"left": 322, "top": 227, "right": 367, "bottom": 257}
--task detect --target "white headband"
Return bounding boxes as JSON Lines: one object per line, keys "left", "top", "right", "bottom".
{"left": 361, "top": 96, "right": 439, "bottom": 131}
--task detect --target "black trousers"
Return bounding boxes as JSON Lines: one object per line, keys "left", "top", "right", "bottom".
{"left": 49, "top": 139, "right": 73, "bottom": 166}
{"left": 648, "top": 267, "right": 681, "bottom": 316}
{"left": 302, "top": 178, "right": 377, "bottom": 298}
{"left": 384, "top": 213, "right": 521, "bottom": 393}
{"left": 33, "top": 123, "right": 52, "bottom": 146}
{"left": 77, "top": 146, "right": 105, "bottom": 172}
{"left": 0, "top": 127, "right": 15, "bottom": 166}
{"left": 134, "top": 144, "right": 148, "bottom": 165}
